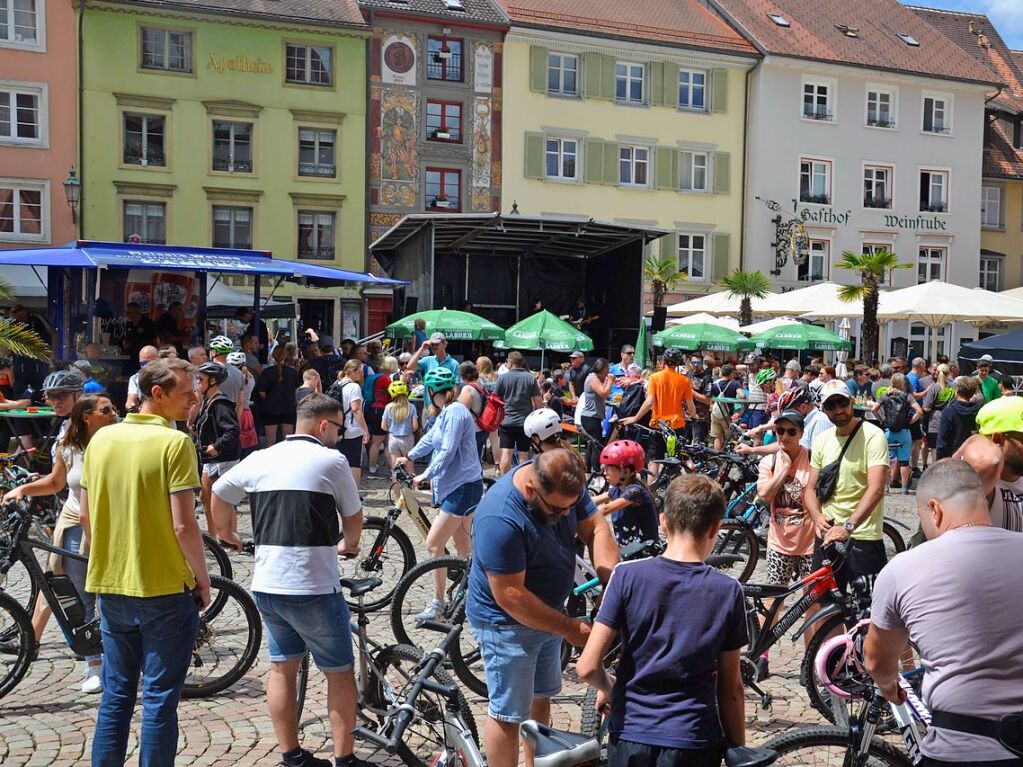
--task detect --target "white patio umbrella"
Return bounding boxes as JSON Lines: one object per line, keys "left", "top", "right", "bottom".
{"left": 835, "top": 317, "right": 852, "bottom": 377}
{"left": 667, "top": 312, "right": 740, "bottom": 330}
{"left": 665, "top": 290, "right": 776, "bottom": 317}
{"left": 757, "top": 282, "right": 860, "bottom": 317}
{"left": 1001, "top": 286, "right": 1023, "bottom": 301}
{"left": 739, "top": 316, "right": 801, "bottom": 335}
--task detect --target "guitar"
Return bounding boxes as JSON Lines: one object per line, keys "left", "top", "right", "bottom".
{"left": 559, "top": 314, "right": 600, "bottom": 329}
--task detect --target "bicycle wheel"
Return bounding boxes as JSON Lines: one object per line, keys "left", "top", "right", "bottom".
{"left": 0, "top": 589, "right": 33, "bottom": 700}
{"left": 296, "top": 652, "right": 311, "bottom": 726}
{"left": 712, "top": 519, "right": 759, "bottom": 582}
{"left": 882, "top": 521, "right": 906, "bottom": 562}
{"left": 448, "top": 605, "right": 488, "bottom": 699}
{"left": 202, "top": 533, "right": 234, "bottom": 581}
{"left": 389, "top": 555, "right": 469, "bottom": 649}
{"left": 340, "top": 517, "right": 416, "bottom": 612}
{"left": 767, "top": 725, "right": 912, "bottom": 766}
{"left": 182, "top": 575, "right": 261, "bottom": 698}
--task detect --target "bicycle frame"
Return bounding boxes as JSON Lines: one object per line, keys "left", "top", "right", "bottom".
{"left": 744, "top": 562, "right": 842, "bottom": 660}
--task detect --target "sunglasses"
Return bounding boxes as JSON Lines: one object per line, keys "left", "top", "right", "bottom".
{"left": 824, "top": 397, "right": 851, "bottom": 410}
{"left": 623, "top": 350, "right": 635, "bottom": 355}
{"left": 96, "top": 405, "right": 117, "bottom": 415}
{"left": 324, "top": 419, "right": 344, "bottom": 430}
{"left": 776, "top": 426, "right": 800, "bottom": 437}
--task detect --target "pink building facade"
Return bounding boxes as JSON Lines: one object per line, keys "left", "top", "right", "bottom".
{"left": 1, "top": 0, "right": 78, "bottom": 249}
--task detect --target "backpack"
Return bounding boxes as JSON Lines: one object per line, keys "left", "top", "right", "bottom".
{"left": 327, "top": 380, "right": 360, "bottom": 431}
{"left": 617, "top": 383, "right": 650, "bottom": 427}
{"left": 468, "top": 382, "right": 505, "bottom": 432}
{"left": 361, "top": 372, "right": 385, "bottom": 405}
{"left": 881, "top": 391, "right": 913, "bottom": 431}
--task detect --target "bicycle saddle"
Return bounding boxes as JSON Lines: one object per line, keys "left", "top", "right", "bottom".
{"left": 725, "top": 745, "right": 777, "bottom": 767}
{"left": 520, "top": 720, "right": 600, "bottom": 767}
{"left": 340, "top": 577, "right": 383, "bottom": 597}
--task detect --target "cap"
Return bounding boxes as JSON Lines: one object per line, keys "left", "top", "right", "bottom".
{"left": 318, "top": 335, "right": 335, "bottom": 350}
{"left": 569, "top": 351, "right": 585, "bottom": 359}
{"left": 429, "top": 331, "right": 447, "bottom": 344}
{"left": 71, "top": 360, "right": 92, "bottom": 376}
{"left": 819, "top": 379, "right": 852, "bottom": 406}
{"left": 785, "top": 360, "right": 801, "bottom": 371}
{"left": 978, "top": 354, "right": 994, "bottom": 364}
{"left": 976, "top": 396, "right": 1023, "bottom": 436}
{"left": 774, "top": 409, "right": 805, "bottom": 429}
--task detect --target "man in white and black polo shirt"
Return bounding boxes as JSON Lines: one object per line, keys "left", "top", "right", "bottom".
{"left": 211, "top": 393, "right": 367, "bottom": 767}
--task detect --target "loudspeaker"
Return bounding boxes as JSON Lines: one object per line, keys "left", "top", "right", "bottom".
{"left": 404, "top": 296, "right": 419, "bottom": 316}
{"left": 651, "top": 306, "right": 667, "bottom": 334}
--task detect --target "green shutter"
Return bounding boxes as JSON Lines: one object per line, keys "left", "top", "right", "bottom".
{"left": 584, "top": 53, "right": 614, "bottom": 100}
{"left": 712, "top": 233, "right": 731, "bottom": 279}
{"left": 604, "top": 142, "right": 620, "bottom": 185}
{"left": 655, "top": 146, "right": 679, "bottom": 190}
{"left": 524, "top": 132, "right": 545, "bottom": 179}
{"left": 601, "top": 55, "right": 617, "bottom": 100}
{"left": 650, "top": 62, "right": 664, "bottom": 107}
{"left": 711, "top": 69, "right": 728, "bottom": 113}
{"left": 529, "top": 46, "right": 548, "bottom": 93}
{"left": 660, "top": 231, "right": 678, "bottom": 263}
{"left": 714, "top": 151, "right": 730, "bottom": 194}
{"left": 584, "top": 137, "right": 605, "bottom": 183}
{"left": 663, "top": 62, "right": 680, "bottom": 108}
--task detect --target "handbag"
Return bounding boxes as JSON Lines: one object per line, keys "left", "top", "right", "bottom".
{"left": 814, "top": 420, "right": 862, "bottom": 504}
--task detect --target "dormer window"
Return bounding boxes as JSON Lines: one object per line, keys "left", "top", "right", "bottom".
{"left": 768, "top": 13, "right": 790, "bottom": 27}
{"left": 835, "top": 24, "right": 859, "bottom": 38}
{"left": 897, "top": 33, "right": 920, "bottom": 47}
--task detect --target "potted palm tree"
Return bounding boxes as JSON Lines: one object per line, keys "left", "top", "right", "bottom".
{"left": 644, "top": 255, "right": 684, "bottom": 309}
{"left": 837, "top": 248, "right": 910, "bottom": 365}
{"left": 719, "top": 268, "right": 772, "bottom": 328}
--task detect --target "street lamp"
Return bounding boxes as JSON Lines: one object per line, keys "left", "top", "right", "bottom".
{"left": 63, "top": 166, "right": 81, "bottom": 228}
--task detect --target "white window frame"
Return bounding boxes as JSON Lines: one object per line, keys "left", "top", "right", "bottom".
{"left": 919, "top": 168, "right": 949, "bottom": 213}
{"left": 981, "top": 186, "right": 1002, "bottom": 228}
{"left": 679, "top": 150, "right": 709, "bottom": 193}
{"left": 863, "top": 163, "right": 893, "bottom": 209}
{"left": 863, "top": 242, "right": 896, "bottom": 286}
{"left": 547, "top": 53, "right": 578, "bottom": 97}
{"left": 123, "top": 200, "right": 167, "bottom": 245}
{"left": 799, "top": 156, "right": 832, "bottom": 205}
{"left": 0, "top": 177, "right": 48, "bottom": 243}
{"left": 917, "top": 247, "right": 945, "bottom": 283}
{"left": 678, "top": 68, "right": 707, "bottom": 112}
{"left": 0, "top": 0, "right": 45, "bottom": 51}
{"left": 677, "top": 232, "right": 707, "bottom": 281}
{"left": 800, "top": 239, "right": 830, "bottom": 282}
{"left": 618, "top": 145, "right": 650, "bottom": 187}
{"left": 979, "top": 255, "right": 1002, "bottom": 292}
{"left": 544, "top": 136, "right": 578, "bottom": 181}
{"left": 212, "top": 205, "right": 253, "bottom": 249}
{"left": 139, "top": 25, "right": 193, "bottom": 73}
{"left": 922, "top": 91, "right": 953, "bottom": 135}
{"left": 298, "top": 127, "right": 336, "bottom": 178}
{"left": 0, "top": 80, "right": 47, "bottom": 147}
{"left": 801, "top": 77, "right": 835, "bottom": 122}
{"left": 865, "top": 84, "right": 897, "bottom": 128}
{"left": 615, "top": 61, "right": 645, "bottom": 105}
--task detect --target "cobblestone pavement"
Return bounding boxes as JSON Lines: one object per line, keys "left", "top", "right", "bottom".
{"left": 0, "top": 470, "right": 920, "bottom": 766}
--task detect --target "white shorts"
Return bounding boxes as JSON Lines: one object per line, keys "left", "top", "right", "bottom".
{"left": 387, "top": 434, "right": 414, "bottom": 456}
{"left": 203, "top": 460, "right": 239, "bottom": 479}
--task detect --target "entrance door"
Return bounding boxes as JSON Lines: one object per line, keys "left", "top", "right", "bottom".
{"left": 298, "top": 299, "right": 335, "bottom": 338}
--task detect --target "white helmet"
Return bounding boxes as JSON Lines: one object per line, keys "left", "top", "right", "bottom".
{"left": 209, "top": 335, "right": 235, "bottom": 354}
{"left": 524, "top": 408, "right": 563, "bottom": 442}
{"left": 226, "top": 351, "right": 246, "bottom": 366}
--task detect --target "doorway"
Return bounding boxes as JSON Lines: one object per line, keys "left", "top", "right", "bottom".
{"left": 298, "top": 298, "right": 336, "bottom": 338}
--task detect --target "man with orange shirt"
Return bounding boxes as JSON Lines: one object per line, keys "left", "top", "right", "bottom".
{"left": 620, "top": 348, "right": 695, "bottom": 475}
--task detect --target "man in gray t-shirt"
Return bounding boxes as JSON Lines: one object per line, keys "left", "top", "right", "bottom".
{"left": 866, "top": 459, "right": 1023, "bottom": 764}
{"left": 493, "top": 352, "right": 541, "bottom": 475}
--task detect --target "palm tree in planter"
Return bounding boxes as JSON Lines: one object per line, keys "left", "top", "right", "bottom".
{"left": 719, "top": 269, "right": 772, "bottom": 328}
{"left": 837, "top": 249, "right": 910, "bottom": 365}
{"left": 644, "top": 255, "right": 685, "bottom": 309}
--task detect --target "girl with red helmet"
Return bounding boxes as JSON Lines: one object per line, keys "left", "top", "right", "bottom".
{"left": 591, "top": 439, "right": 660, "bottom": 548}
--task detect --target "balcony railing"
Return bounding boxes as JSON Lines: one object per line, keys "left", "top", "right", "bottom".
{"left": 298, "top": 162, "right": 336, "bottom": 177}
{"left": 298, "top": 246, "right": 335, "bottom": 260}
{"left": 867, "top": 117, "right": 895, "bottom": 128}
{"left": 924, "top": 123, "right": 950, "bottom": 134}
{"left": 863, "top": 196, "right": 891, "bottom": 208}
{"left": 124, "top": 148, "right": 166, "bottom": 167}
{"left": 427, "top": 52, "right": 463, "bottom": 81}
{"left": 922, "top": 202, "right": 948, "bottom": 213}
{"left": 802, "top": 107, "right": 833, "bottom": 121}
{"left": 800, "top": 193, "right": 831, "bottom": 205}
{"left": 213, "top": 157, "right": 253, "bottom": 173}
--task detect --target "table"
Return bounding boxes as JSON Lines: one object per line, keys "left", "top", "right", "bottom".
{"left": 0, "top": 408, "right": 59, "bottom": 441}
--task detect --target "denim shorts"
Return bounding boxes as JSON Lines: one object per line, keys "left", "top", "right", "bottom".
{"left": 440, "top": 479, "right": 484, "bottom": 517}
{"left": 471, "top": 622, "right": 563, "bottom": 723}
{"left": 886, "top": 428, "right": 911, "bottom": 463}
{"left": 253, "top": 591, "right": 354, "bottom": 673}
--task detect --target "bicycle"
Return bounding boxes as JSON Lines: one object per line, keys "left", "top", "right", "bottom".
{"left": 0, "top": 499, "right": 261, "bottom": 699}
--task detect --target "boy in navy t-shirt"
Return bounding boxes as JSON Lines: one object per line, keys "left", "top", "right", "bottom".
{"left": 578, "top": 474, "right": 748, "bottom": 766}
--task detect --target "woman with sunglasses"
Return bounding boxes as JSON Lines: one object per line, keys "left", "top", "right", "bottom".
{"left": 3, "top": 394, "right": 118, "bottom": 693}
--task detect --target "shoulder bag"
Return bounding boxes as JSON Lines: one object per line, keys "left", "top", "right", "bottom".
{"left": 814, "top": 420, "right": 862, "bottom": 505}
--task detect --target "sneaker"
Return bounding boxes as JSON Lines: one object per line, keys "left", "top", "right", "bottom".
{"left": 902, "top": 486, "right": 912, "bottom": 495}
{"left": 281, "top": 749, "right": 332, "bottom": 767}
{"left": 755, "top": 656, "right": 770, "bottom": 681}
{"left": 368, "top": 466, "right": 378, "bottom": 476}
{"left": 415, "top": 599, "right": 445, "bottom": 623}
{"left": 889, "top": 479, "right": 900, "bottom": 488}
{"left": 912, "top": 467, "right": 922, "bottom": 478}
{"left": 82, "top": 663, "right": 103, "bottom": 694}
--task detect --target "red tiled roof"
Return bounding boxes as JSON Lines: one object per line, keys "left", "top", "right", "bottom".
{"left": 983, "top": 120, "right": 1023, "bottom": 181}
{"left": 500, "top": 0, "right": 758, "bottom": 55}
{"left": 359, "top": 0, "right": 508, "bottom": 27}
{"left": 710, "top": 0, "right": 999, "bottom": 85}
{"left": 119, "top": 0, "right": 367, "bottom": 28}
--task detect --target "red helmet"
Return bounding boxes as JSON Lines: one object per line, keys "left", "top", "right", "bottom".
{"left": 599, "top": 440, "right": 645, "bottom": 472}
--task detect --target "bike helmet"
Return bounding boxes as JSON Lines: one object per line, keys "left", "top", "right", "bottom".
{"left": 388, "top": 380, "right": 409, "bottom": 399}
{"left": 755, "top": 369, "right": 778, "bottom": 387}
{"left": 197, "top": 362, "right": 229, "bottom": 386}
{"left": 209, "top": 335, "right": 235, "bottom": 354}
{"left": 662, "top": 347, "right": 684, "bottom": 366}
{"left": 423, "top": 367, "right": 456, "bottom": 394}
{"left": 226, "top": 351, "right": 246, "bottom": 367}
{"left": 778, "top": 384, "right": 813, "bottom": 411}
{"left": 599, "top": 440, "right": 645, "bottom": 472}
{"left": 42, "top": 370, "right": 84, "bottom": 394}
{"left": 814, "top": 620, "right": 873, "bottom": 701}
{"left": 524, "top": 408, "right": 563, "bottom": 442}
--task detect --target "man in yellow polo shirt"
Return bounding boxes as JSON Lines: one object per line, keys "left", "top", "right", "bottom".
{"left": 81, "top": 358, "right": 208, "bottom": 767}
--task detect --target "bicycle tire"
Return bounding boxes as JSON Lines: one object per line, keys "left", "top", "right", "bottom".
{"left": 389, "top": 555, "right": 469, "bottom": 649}
{"left": 181, "top": 575, "right": 262, "bottom": 698}
{"left": 447, "top": 601, "right": 488, "bottom": 699}
{"left": 201, "top": 534, "right": 234, "bottom": 621}
{"left": 712, "top": 519, "right": 759, "bottom": 583}
{"left": 0, "top": 589, "right": 34, "bottom": 700}
{"left": 766, "top": 725, "right": 913, "bottom": 766}
{"left": 882, "top": 521, "right": 906, "bottom": 561}
{"left": 296, "top": 652, "right": 311, "bottom": 726}
{"left": 340, "top": 517, "right": 416, "bottom": 612}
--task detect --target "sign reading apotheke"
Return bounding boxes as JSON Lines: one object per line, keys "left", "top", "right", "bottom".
{"left": 208, "top": 53, "right": 273, "bottom": 74}
{"left": 798, "top": 208, "right": 948, "bottom": 232}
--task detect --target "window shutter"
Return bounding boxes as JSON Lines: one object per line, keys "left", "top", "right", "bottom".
{"left": 601, "top": 55, "right": 617, "bottom": 100}
{"left": 655, "top": 146, "right": 679, "bottom": 190}
{"left": 524, "top": 132, "right": 545, "bottom": 179}
{"left": 712, "top": 233, "right": 731, "bottom": 279}
{"left": 604, "top": 142, "right": 619, "bottom": 185}
{"left": 584, "top": 137, "right": 605, "bottom": 183}
{"left": 650, "top": 62, "right": 664, "bottom": 107}
{"left": 714, "top": 151, "right": 730, "bottom": 194}
{"left": 660, "top": 231, "right": 678, "bottom": 263}
{"left": 529, "top": 46, "right": 548, "bottom": 93}
{"left": 663, "top": 62, "right": 680, "bottom": 108}
{"left": 585, "top": 53, "right": 613, "bottom": 100}
{"left": 923, "top": 98, "right": 934, "bottom": 131}
{"left": 711, "top": 69, "right": 728, "bottom": 113}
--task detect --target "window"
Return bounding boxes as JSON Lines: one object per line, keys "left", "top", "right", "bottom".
{"left": 863, "top": 243, "right": 895, "bottom": 286}
{"left": 981, "top": 186, "right": 1001, "bottom": 227}
{"left": 298, "top": 128, "right": 335, "bottom": 177}
{"left": 0, "top": 182, "right": 43, "bottom": 240}
{"left": 544, "top": 137, "right": 577, "bottom": 180}
{"left": 679, "top": 69, "right": 706, "bottom": 111}
{"left": 0, "top": 0, "right": 38, "bottom": 46}
{"left": 140, "top": 27, "right": 192, "bottom": 73}
{"left": 426, "top": 100, "right": 462, "bottom": 142}
{"left": 909, "top": 322, "right": 945, "bottom": 359}
{"left": 863, "top": 164, "right": 892, "bottom": 208}
{"left": 917, "top": 247, "right": 945, "bottom": 283}
{"left": 123, "top": 201, "right": 166, "bottom": 244}
{"left": 297, "top": 211, "right": 335, "bottom": 259}
{"left": 923, "top": 95, "right": 950, "bottom": 134}
{"left": 286, "top": 43, "right": 332, "bottom": 86}
{"left": 768, "top": 13, "right": 790, "bottom": 27}
{"left": 919, "top": 170, "right": 948, "bottom": 212}
{"left": 802, "top": 81, "right": 833, "bottom": 121}
{"left": 618, "top": 146, "right": 649, "bottom": 186}
{"left": 212, "top": 206, "right": 252, "bottom": 249}
{"left": 615, "top": 62, "right": 644, "bottom": 104}
{"left": 866, "top": 88, "right": 895, "bottom": 128}
{"left": 980, "top": 256, "right": 1002, "bottom": 292}
{"left": 425, "top": 168, "right": 461, "bottom": 210}
{"left": 680, "top": 151, "right": 708, "bottom": 192}
{"left": 799, "top": 158, "right": 831, "bottom": 204}
{"left": 427, "top": 37, "right": 463, "bottom": 82}
{"left": 123, "top": 114, "right": 165, "bottom": 167}
{"left": 799, "top": 240, "right": 829, "bottom": 281}
{"left": 897, "top": 33, "right": 920, "bottom": 47}
{"left": 212, "top": 121, "right": 252, "bottom": 173}
{"left": 0, "top": 84, "right": 41, "bottom": 144}
{"left": 547, "top": 53, "right": 578, "bottom": 96}
{"left": 678, "top": 233, "right": 706, "bottom": 280}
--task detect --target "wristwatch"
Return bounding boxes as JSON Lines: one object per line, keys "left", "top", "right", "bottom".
{"left": 843, "top": 521, "right": 856, "bottom": 533}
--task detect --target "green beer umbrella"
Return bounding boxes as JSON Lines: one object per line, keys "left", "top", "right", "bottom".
{"left": 652, "top": 322, "right": 754, "bottom": 353}
{"left": 751, "top": 323, "right": 851, "bottom": 351}
{"left": 385, "top": 308, "right": 505, "bottom": 342}
{"left": 493, "top": 310, "right": 594, "bottom": 352}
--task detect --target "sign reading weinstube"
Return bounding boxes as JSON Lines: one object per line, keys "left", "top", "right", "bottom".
{"left": 208, "top": 53, "right": 273, "bottom": 74}
{"left": 797, "top": 208, "right": 948, "bottom": 232}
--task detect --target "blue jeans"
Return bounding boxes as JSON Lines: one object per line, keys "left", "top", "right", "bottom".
{"left": 61, "top": 525, "right": 100, "bottom": 664}
{"left": 92, "top": 592, "right": 199, "bottom": 767}
{"left": 471, "top": 622, "right": 563, "bottom": 723}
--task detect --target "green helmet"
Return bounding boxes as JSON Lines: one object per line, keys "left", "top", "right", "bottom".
{"left": 423, "top": 367, "right": 456, "bottom": 394}
{"left": 755, "top": 369, "right": 777, "bottom": 387}
{"left": 874, "top": 385, "right": 890, "bottom": 399}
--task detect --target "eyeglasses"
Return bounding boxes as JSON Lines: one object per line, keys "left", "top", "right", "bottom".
{"left": 823, "top": 397, "right": 851, "bottom": 410}
{"left": 776, "top": 426, "right": 800, "bottom": 437}
{"left": 95, "top": 406, "right": 116, "bottom": 415}
{"left": 534, "top": 487, "right": 582, "bottom": 516}
{"left": 324, "top": 419, "right": 344, "bottom": 430}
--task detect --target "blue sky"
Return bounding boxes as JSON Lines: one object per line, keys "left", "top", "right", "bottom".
{"left": 903, "top": 1, "right": 1023, "bottom": 49}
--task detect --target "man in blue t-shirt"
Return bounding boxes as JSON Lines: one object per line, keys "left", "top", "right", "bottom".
{"left": 406, "top": 331, "right": 459, "bottom": 380}
{"left": 608, "top": 344, "right": 635, "bottom": 401}
{"left": 467, "top": 449, "right": 618, "bottom": 767}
